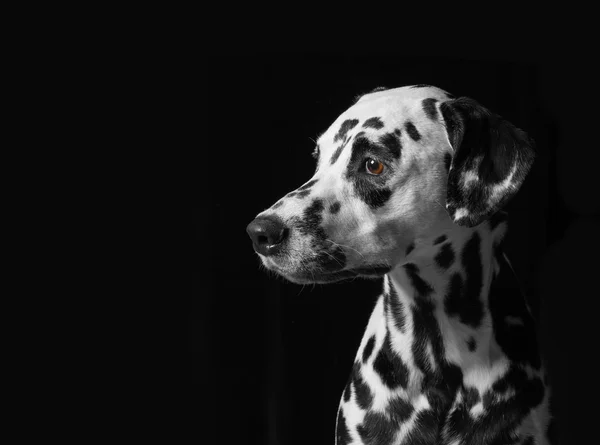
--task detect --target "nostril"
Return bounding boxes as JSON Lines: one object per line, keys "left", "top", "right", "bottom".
{"left": 246, "top": 216, "right": 288, "bottom": 255}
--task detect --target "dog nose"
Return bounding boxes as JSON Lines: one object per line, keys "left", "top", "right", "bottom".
{"left": 246, "top": 216, "right": 288, "bottom": 256}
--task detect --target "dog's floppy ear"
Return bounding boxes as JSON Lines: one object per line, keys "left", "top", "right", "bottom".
{"left": 440, "top": 97, "right": 535, "bottom": 227}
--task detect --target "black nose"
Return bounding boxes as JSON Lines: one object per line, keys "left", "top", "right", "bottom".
{"left": 246, "top": 216, "right": 288, "bottom": 256}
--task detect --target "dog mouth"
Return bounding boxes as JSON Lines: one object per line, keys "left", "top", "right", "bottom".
{"left": 260, "top": 235, "right": 391, "bottom": 284}
{"left": 249, "top": 209, "right": 392, "bottom": 284}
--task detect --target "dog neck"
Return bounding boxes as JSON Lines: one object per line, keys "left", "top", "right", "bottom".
{"left": 379, "top": 212, "right": 512, "bottom": 396}
{"left": 346, "top": 212, "right": 547, "bottom": 443}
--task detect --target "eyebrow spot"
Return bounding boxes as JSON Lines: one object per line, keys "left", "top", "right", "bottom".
{"left": 334, "top": 119, "right": 359, "bottom": 142}
{"left": 362, "top": 117, "right": 384, "bottom": 129}
{"left": 330, "top": 137, "right": 352, "bottom": 165}
{"left": 404, "top": 121, "right": 421, "bottom": 141}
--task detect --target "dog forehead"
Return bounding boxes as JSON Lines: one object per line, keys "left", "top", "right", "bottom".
{"left": 317, "top": 86, "right": 451, "bottom": 152}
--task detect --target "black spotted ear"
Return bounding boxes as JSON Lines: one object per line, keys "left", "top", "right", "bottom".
{"left": 440, "top": 97, "right": 535, "bottom": 227}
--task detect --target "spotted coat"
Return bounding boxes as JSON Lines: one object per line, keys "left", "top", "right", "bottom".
{"left": 247, "top": 85, "right": 555, "bottom": 444}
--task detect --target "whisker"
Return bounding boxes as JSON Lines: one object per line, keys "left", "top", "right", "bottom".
{"left": 320, "top": 250, "right": 345, "bottom": 268}
{"left": 432, "top": 196, "right": 447, "bottom": 212}
{"left": 325, "top": 239, "right": 365, "bottom": 258}
{"left": 298, "top": 283, "right": 306, "bottom": 296}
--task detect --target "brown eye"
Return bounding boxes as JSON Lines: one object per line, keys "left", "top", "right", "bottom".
{"left": 365, "top": 158, "right": 384, "bottom": 175}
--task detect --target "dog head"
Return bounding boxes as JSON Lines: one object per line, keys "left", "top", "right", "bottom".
{"left": 247, "top": 85, "right": 534, "bottom": 284}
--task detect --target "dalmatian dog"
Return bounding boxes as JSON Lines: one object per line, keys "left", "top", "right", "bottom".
{"left": 246, "top": 85, "right": 554, "bottom": 444}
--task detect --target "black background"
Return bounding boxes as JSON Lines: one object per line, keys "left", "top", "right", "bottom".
{"left": 197, "top": 53, "right": 599, "bottom": 444}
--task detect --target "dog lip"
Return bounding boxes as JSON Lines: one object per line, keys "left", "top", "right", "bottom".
{"left": 254, "top": 238, "right": 289, "bottom": 257}
{"left": 269, "top": 264, "right": 392, "bottom": 284}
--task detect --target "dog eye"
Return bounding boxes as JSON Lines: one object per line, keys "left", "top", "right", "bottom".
{"left": 365, "top": 158, "right": 384, "bottom": 175}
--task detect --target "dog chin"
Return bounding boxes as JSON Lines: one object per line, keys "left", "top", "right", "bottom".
{"left": 269, "top": 265, "right": 392, "bottom": 285}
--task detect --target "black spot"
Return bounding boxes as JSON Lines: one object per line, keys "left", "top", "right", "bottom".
{"left": 444, "top": 152, "right": 452, "bottom": 171}
{"left": 387, "top": 396, "right": 415, "bottom": 423}
{"left": 386, "top": 279, "right": 406, "bottom": 333}
{"left": 357, "top": 412, "right": 395, "bottom": 445}
{"left": 298, "top": 199, "right": 324, "bottom": 233}
{"left": 435, "top": 243, "right": 455, "bottom": 270}
{"left": 422, "top": 98, "right": 438, "bottom": 121}
{"left": 352, "top": 364, "right": 373, "bottom": 410}
{"left": 444, "top": 273, "right": 464, "bottom": 319}
{"left": 404, "top": 263, "right": 433, "bottom": 297}
{"left": 330, "top": 146, "right": 344, "bottom": 165}
{"left": 334, "top": 119, "right": 359, "bottom": 142}
{"left": 296, "top": 189, "right": 311, "bottom": 199}
{"left": 405, "top": 242, "right": 415, "bottom": 256}
{"left": 362, "top": 335, "right": 376, "bottom": 363}
{"left": 379, "top": 133, "right": 402, "bottom": 159}
{"left": 297, "top": 179, "right": 318, "bottom": 191}
{"left": 433, "top": 235, "right": 447, "bottom": 245}
{"left": 343, "top": 379, "right": 351, "bottom": 402}
{"left": 330, "top": 136, "right": 352, "bottom": 165}
{"left": 458, "top": 232, "right": 485, "bottom": 327}
{"left": 394, "top": 128, "right": 401, "bottom": 136}
{"left": 412, "top": 409, "right": 441, "bottom": 443}
{"left": 272, "top": 200, "right": 283, "bottom": 209}
{"left": 336, "top": 409, "right": 352, "bottom": 445}
{"left": 464, "top": 386, "right": 480, "bottom": 408}
{"left": 362, "top": 117, "right": 385, "bottom": 129}
{"left": 373, "top": 330, "right": 409, "bottom": 389}
{"left": 329, "top": 201, "right": 341, "bottom": 214}
{"left": 410, "top": 84, "right": 432, "bottom": 88}
{"left": 404, "top": 121, "right": 421, "bottom": 141}
{"left": 467, "top": 337, "right": 477, "bottom": 351}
